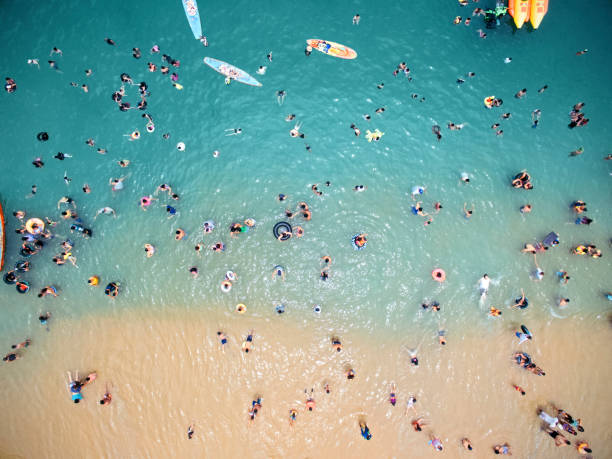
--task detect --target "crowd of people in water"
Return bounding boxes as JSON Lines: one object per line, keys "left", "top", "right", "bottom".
{"left": 3, "top": 3, "right": 608, "bottom": 456}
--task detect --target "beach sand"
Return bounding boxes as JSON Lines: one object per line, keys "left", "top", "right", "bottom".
{"left": 1, "top": 307, "right": 610, "bottom": 458}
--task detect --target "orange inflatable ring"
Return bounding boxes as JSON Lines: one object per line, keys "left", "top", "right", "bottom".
{"left": 432, "top": 269, "right": 446, "bottom": 282}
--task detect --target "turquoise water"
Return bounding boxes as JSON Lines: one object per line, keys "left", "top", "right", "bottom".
{"left": 1, "top": 0, "right": 611, "bottom": 333}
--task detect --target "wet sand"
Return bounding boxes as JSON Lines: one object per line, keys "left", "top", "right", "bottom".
{"left": 0, "top": 307, "right": 610, "bottom": 458}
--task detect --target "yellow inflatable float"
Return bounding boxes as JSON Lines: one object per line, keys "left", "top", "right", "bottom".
{"left": 25, "top": 218, "right": 44, "bottom": 235}
{"left": 365, "top": 129, "right": 384, "bottom": 142}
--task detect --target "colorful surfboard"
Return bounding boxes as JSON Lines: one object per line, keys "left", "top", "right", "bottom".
{"left": 306, "top": 39, "right": 357, "bottom": 60}
{"left": 203, "top": 57, "right": 262, "bottom": 87}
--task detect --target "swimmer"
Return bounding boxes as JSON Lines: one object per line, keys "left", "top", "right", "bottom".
{"left": 194, "top": 243, "right": 203, "bottom": 255}
{"left": 576, "top": 49, "right": 588, "bottom": 56}
{"left": 290, "top": 122, "right": 304, "bottom": 138}
{"left": 321, "top": 255, "right": 332, "bottom": 267}
{"left": 38, "top": 286, "right": 58, "bottom": 298}
{"left": 350, "top": 123, "right": 361, "bottom": 136}
{"left": 346, "top": 368, "right": 355, "bottom": 380}
{"left": 188, "top": 267, "right": 198, "bottom": 279}
{"left": 267, "top": 52, "right": 272, "bottom": 62}
{"left": 94, "top": 207, "right": 116, "bottom": 219}
{"left": 11, "top": 339, "right": 31, "bottom": 350}
{"left": 558, "top": 297, "right": 570, "bottom": 307}
{"left": 320, "top": 269, "right": 329, "bottom": 281}
{"left": 27, "top": 58, "right": 40, "bottom": 69}
{"left": 242, "top": 330, "right": 254, "bottom": 353}
{"left": 109, "top": 176, "right": 127, "bottom": 192}
{"left": 389, "top": 384, "right": 397, "bottom": 406}
{"left": 331, "top": 337, "right": 342, "bottom": 352}
{"left": 118, "top": 160, "right": 130, "bottom": 168}
{"left": 353, "top": 185, "right": 367, "bottom": 192}
{"left": 54, "top": 152, "right": 72, "bottom": 160}
{"left": 462, "top": 438, "right": 473, "bottom": 451}
{"left": 82, "top": 184, "right": 91, "bottom": 194}
{"left": 211, "top": 242, "right": 225, "bottom": 252}
{"left": 512, "top": 384, "right": 526, "bottom": 396}
{"left": 533, "top": 257, "right": 544, "bottom": 281}
{"left": 3, "top": 352, "right": 21, "bottom": 362}
{"left": 434, "top": 202, "right": 442, "bottom": 213}
{"left": 538, "top": 84, "right": 548, "bottom": 93}
{"left": 489, "top": 306, "right": 502, "bottom": 317}
{"left": 289, "top": 409, "right": 298, "bottom": 426}
{"left": 532, "top": 109, "right": 541, "bottom": 128}
{"left": 224, "top": 128, "right": 242, "bottom": 136}
{"left": 557, "top": 271, "right": 570, "bottom": 284}
{"left": 544, "top": 428, "right": 571, "bottom": 447}
{"left": 493, "top": 443, "right": 511, "bottom": 455}
{"left": 105, "top": 37, "right": 115, "bottom": 45}
{"left": 139, "top": 195, "right": 156, "bottom": 211}
{"left": 38, "top": 312, "right": 52, "bottom": 328}
{"left": 305, "top": 388, "right": 316, "bottom": 411}
{"left": 56, "top": 197, "right": 76, "bottom": 211}
{"left": 412, "top": 418, "right": 426, "bottom": 432}
{"left": 405, "top": 396, "right": 417, "bottom": 415}
{"left": 352, "top": 13, "right": 360, "bottom": 25}
{"left": 359, "top": 421, "right": 372, "bottom": 440}
{"left": 463, "top": 203, "right": 474, "bottom": 218}
{"left": 256, "top": 66, "right": 266, "bottom": 76}
{"left": 144, "top": 244, "right": 155, "bottom": 258}
{"left": 512, "top": 289, "right": 528, "bottom": 309}
{"left": 438, "top": 329, "right": 446, "bottom": 345}
{"left": 294, "top": 226, "right": 304, "bottom": 237}
{"left": 460, "top": 172, "right": 470, "bottom": 183}
{"left": 63, "top": 171, "right": 72, "bottom": 185}
{"left": 515, "top": 88, "right": 527, "bottom": 99}
{"left": 520, "top": 204, "right": 532, "bottom": 214}
{"left": 276, "top": 90, "right": 286, "bottom": 105}
{"left": 477, "top": 274, "right": 490, "bottom": 297}
{"left": 569, "top": 147, "right": 584, "bottom": 157}
{"left": 409, "top": 349, "right": 419, "bottom": 366}
{"left": 501, "top": 113, "right": 512, "bottom": 119}
{"left": 305, "top": 45, "right": 312, "bottom": 56}
{"left": 166, "top": 205, "right": 177, "bottom": 218}
{"left": 311, "top": 184, "right": 323, "bottom": 196}
{"left": 429, "top": 436, "right": 443, "bottom": 451}
{"left": 175, "top": 229, "right": 186, "bottom": 240}
{"left": 217, "top": 331, "right": 227, "bottom": 352}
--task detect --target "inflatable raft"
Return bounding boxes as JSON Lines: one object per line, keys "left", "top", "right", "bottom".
{"left": 508, "top": 0, "right": 530, "bottom": 29}
{"left": 530, "top": 0, "right": 548, "bottom": 29}
{"left": 509, "top": 0, "right": 548, "bottom": 29}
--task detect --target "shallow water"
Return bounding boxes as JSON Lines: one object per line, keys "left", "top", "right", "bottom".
{"left": 1, "top": 0, "right": 611, "bottom": 457}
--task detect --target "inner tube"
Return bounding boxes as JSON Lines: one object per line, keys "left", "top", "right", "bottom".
{"left": 221, "top": 280, "right": 232, "bottom": 292}
{"left": 202, "top": 220, "right": 215, "bottom": 233}
{"left": 432, "top": 268, "right": 446, "bottom": 282}
{"left": 37, "top": 132, "right": 49, "bottom": 141}
{"left": 273, "top": 221, "right": 292, "bottom": 241}
{"left": 15, "top": 261, "right": 29, "bottom": 272}
{"left": 3, "top": 271, "right": 17, "bottom": 284}
{"left": 88, "top": 276, "right": 99, "bottom": 286}
{"left": 484, "top": 96, "right": 495, "bottom": 108}
{"left": 16, "top": 281, "right": 29, "bottom": 294}
{"left": 351, "top": 234, "right": 367, "bottom": 250}
{"left": 236, "top": 303, "right": 246, "bottom": 314}
{"left": 104, "top": 282, "right": 119, "bottom": 297}
{"left": 515, "top": 297, "right": 529, "bottom": 309}
{"left": 20, "top": 245, "right": 35, "bottom": 257}
{"left": 25, "top": 218, "right": 44, "bottom": 235}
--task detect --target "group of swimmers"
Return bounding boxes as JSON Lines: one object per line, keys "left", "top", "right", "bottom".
{"left": 2, "top": 12, "right": 605, "bottom": 456}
